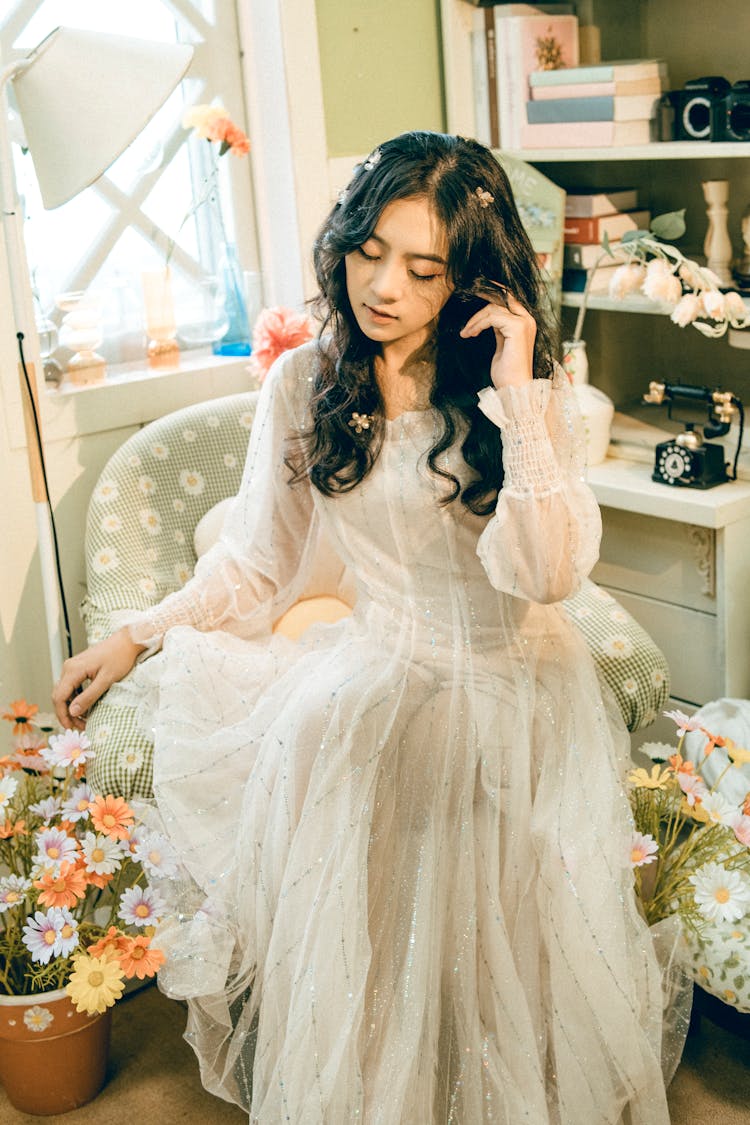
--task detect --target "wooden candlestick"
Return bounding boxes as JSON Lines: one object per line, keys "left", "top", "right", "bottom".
{"left": 702, "top": 179, "right": 733, "bottom": 285}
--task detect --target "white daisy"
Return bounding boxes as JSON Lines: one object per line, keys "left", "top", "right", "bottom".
{"left": 23, "top": 1005, "right": 54, "bottom": 1033}
{"left": 94, "top": 480, "right": 118, "bottom": 504}
{"left": 175, "top": 564, "right": 192, "bottom": 586}
{"left": 700, "top": 791, "right": 737, "bottom": 827}
{"left": 92, "top": 547, "right": 120, "bottom": 574}
{"left": 690, "top": 862, "right": 750, "bottom": 924}
{"left": 609, "top": 608, "right": 629, "bottom": 624}
{"left": 600, "top": 634, "right": 634, "bottom": 659}
{"left": 81, "top": 831, "right": 122, "bottom": 876}
{"left": 622, "top": 678, "right": 639, "bottom": 696}
{"left": 223, "top": 453, "right": 237, "bottom": 468}
{"left": 206, "top": 415, "right": 220, "bottom": 429}
{"left": 173, "top": 498, "right": 186, "bottom": 513}
{"left": 239, "top": 412, "right": 255, "bottom": 430}
{"left": 151, "top": 443, "right": 169, "bottom": 460}
{"left": 145, "top": 548, "right": 159, "bottom": 563}
{"left": 138, "top": 576, "right": 157, "bottom": 596}
{"left": 138, "top": 475, "right": 156, "bottom": 496}
{"left": 179, "top": 469, "right": 205, "bottom": 496}
{"left": 174, "top": 530, "right": 186, "bottom": 545}
{"left": 100, "top": 513, "right": 122, "bottom": 533}
{"left": 134, "top": 832, "right": 179, "bottom": 878}
{"left": 0, "top": 773, "right": 19, "bottom": 809}
{"left": 123, "top": 746, "right": 145, "bottom": 773}
{"left": 651, "top": 668, "right": 667, "bottom": 687}
{"left": 128, "top": 454, "right": 141, "bottom": 469}
{"left": 639, "top": 742, "right": 673, "bottom": 761}
{"left": 139, "top": 509, "right": 162, "bottom": 536}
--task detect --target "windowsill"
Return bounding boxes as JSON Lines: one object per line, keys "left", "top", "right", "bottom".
{"left": 36, "top": 350, "right": 257, "bottom": 446}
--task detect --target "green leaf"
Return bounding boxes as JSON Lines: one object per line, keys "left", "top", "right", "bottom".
{"left": 622, "top": 229, "right": 649, "bottom": 244}
{"left": 650, "top": 210, "right": 687, "bottom": 240}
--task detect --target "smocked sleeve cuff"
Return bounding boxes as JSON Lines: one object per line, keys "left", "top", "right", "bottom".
{"left": 477, "top": 380, "right": 563, "bottom": 495}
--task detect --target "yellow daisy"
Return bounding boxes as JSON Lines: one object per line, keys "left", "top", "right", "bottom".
{"left": 726, "top": 739, "right": 750, "bottom": 768}
{"left": 627, "top": 764, "right": 672, "bottom": 790}
{"left": 66, "top": 953, "right": 125, "bottom": 1014}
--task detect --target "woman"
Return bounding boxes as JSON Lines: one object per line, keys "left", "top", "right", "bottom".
{"left": 54, "top": 132, "right": 675, "bottom": 1123}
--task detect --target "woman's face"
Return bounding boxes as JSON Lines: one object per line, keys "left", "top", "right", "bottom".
{"left": 344, "top": 196, "right": 453, "bottom": 358}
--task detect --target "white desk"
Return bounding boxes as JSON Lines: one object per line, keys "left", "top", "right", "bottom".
{"left": 586, "top": 458, "right": 750, "bottom": 707}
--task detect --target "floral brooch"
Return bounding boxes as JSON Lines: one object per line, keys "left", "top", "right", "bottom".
{"left": 348, "top": 412, "right": 373, "bottom": 434}
{"left": 474, "top": 186, "right": 495, "bottom": 209}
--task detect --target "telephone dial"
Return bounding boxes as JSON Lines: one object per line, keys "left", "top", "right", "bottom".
{"left": 643, "top": 381, "right": 745, "bottom": 489}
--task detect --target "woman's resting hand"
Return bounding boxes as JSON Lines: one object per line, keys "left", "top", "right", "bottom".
{"left": 52, "top": 628, "right": 146, "bottom": 730}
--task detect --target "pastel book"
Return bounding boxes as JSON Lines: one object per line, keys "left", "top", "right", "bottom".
{"left": 494, "top": 7, "right": 580, "bottom": 149}
{"left": 562, "top": 263, "right": 620, "bottom": 292}
{"left": 564, "top": 240, "right": 623, "bottom": 268}
{"left": 530, "top": 76, "right": 665, "bottom": 100}
{"left": 520, "top": 119, "right": 654, "bottom": 148}
{"left": 529, "top": 59, "right": 668, "bottom": 87}
{"left": 564, "top": 189, "right": 639, "bottom": 218}
{"left": 563, "top": 209, "right": 651, "bottom": 244}
{"left": 526, "top": 93, "right": 661, "bottom": 123}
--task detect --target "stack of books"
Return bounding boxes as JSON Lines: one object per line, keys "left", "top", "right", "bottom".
{"left": 562, "top": 188, "right": 650, "bottom": 293}
{"left": 523, "top": 59, "right": 669, "bottom": 148}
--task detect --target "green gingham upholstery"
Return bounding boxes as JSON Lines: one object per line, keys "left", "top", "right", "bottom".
{"left": 82, "top": 392, "right": 669, "bottom": 800}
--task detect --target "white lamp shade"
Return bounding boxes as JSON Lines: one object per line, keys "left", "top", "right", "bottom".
{"left": 12, "top": 27, "right": 193, "bottom": 209}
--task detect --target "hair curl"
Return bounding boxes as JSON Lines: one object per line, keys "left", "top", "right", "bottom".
{"left": 288, "top": 131, "right": 557, "bottom": 515}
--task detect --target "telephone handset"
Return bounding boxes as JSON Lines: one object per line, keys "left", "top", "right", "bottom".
{"left": 643, "top": 381, "right": 744, "bottom": 489}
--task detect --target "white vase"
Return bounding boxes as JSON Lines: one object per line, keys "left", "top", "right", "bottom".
{"left": 561, "top": 338, "right": 589, "bottom": 386}
{"left": 574, "top": 383, "right": 614, "bottom": 466}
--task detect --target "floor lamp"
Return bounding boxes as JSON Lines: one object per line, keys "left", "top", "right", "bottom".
{"left": 0, "top": 27, "right": 193, "bottom": 682}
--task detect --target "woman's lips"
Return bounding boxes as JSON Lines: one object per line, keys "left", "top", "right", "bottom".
{"left": 364, "top": 304, "right": 397, "bottom": 323}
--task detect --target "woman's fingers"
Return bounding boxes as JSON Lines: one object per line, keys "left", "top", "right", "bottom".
{"left": 51, "top": 629, "right": 145, "bottom": 729}
{"left": 459, "top": 294, "right": 532, "bottom": 339}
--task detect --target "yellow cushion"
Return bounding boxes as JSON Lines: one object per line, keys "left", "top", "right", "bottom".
{"left": 272, "top": 595, "right": 353, "bottom": 641}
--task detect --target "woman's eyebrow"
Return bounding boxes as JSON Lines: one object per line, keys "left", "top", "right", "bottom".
{"left": 366, "top": 232, "right": 447, "bottom": 265}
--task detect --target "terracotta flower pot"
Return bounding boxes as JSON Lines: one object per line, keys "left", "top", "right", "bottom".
{"left": 0, "top": 988, "right": 112, "bottom": 1115}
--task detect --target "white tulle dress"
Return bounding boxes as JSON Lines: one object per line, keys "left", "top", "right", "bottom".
{"left": 120, "top": 342, "right": 674, "bottom": 1123}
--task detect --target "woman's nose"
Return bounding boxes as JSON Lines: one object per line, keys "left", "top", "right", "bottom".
{"left": 370, "top": 257, "right": 403, "bottom": 302}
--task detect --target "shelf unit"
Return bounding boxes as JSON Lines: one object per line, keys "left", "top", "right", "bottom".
{"left": 439, "top": 0, "right": 750, "bottom": 709}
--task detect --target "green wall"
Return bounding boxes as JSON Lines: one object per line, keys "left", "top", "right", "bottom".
{"left": 315, "top": 0, "right": 445, "bottom": 156}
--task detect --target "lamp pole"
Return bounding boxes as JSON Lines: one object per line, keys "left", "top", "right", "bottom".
{"left": 0, "top": 58, "right": 65, "bottom": 683}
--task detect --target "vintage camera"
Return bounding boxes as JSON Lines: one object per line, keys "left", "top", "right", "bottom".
{"left": 661, "top": 76, "right": 731, "bottom": 141}
{"left": 713, "top": 79, "right": 750, "bottom": 141}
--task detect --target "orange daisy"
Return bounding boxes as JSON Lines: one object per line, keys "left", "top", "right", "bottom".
{"left": 2, "top": 700, "right": 38, "bottom": 736}
{"left": 34, "top": 861, "right": 88, "bottom": 908}
{"left": 87, "top": 926, "right": 130, "bottom": 960}
{"left": 668, "top": 753, "right": 695, "bottom": 775}
{"left": 0, "top": 816, "right": 26, "bottom": 839}
{"left": 90, "top": 795, "right": 134, "bottom": 841}
{"left": 118, "top": 935, "right": 166, "bottom": 980}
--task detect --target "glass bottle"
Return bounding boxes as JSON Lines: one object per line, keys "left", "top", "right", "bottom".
{"left": 212, "top": 242, "right": 252, "bottom": 356}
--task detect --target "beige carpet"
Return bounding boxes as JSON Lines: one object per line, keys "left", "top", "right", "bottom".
{"left": 1, "top": 984, "right": 748, "bottom": 1123}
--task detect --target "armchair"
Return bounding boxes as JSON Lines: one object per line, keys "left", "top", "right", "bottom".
{"left": 81, "top": 392, "right": 670, "bottom": 801}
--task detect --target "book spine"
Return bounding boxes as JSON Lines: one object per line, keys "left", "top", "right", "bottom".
{"left": 563, "top": 210, "right": 650, "bottom": 243}
{"left": 565, "top": 190, "right": 638, "bottom": 218}
{"left": 526, "top": 96, "right": 613, "bottom": 123}
{"left": 470, "top": 19, "right": 491, "bottom": 145}
{"left": 520, "top": 119, "right": 614, "bottom": 148}
{"left": 529, "top": 60, "right": 667, "bottom": 87}
{"left": 531, "top": 81, "right": 615, "bottom": 100}
{"left": 564, "top": 241, "right": 622, "bottom": 267}
{"left": 485, "top": 9, "right": 500, "bottom": 148}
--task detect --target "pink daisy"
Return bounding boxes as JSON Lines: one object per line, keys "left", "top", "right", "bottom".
{"left": 0, "top": 874, "right": 31, "bottom": 913}
{"left": 62, "top": 783, "right": 95, "bottom": 823}
{"left": 630, "top": 831, "right": 659, "bottom": 868}
{"left": 663, "top": 709, "right": 701, "bottom": 733}
{"left": 118, "top": 885, "right": 167, "bottom": 928}
{"left": 41, "top": 729, "right": 95, "bottom": 769}
{"left": 677, "top": 772, "right": 708, "bottom": 807}
{"left": 22, "top": 906, "right": 79, "bottom": 963}
{"left": 134, "top": 832, "right": 179, "bottom": 878}
{"left": 34, "top": 827, "right": 79, "bottom": 871}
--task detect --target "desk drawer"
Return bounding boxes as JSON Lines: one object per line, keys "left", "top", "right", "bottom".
{"left": 594, "top": 507, "right": 716, "bottom": 613}
{"left": 605, "top": 588, "right": 721, "bottom": 707}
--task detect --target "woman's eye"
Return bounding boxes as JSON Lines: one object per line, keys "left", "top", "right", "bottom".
{"left": 358, "top": 247, "right": 379, "bottom": 261}
{"left": 410, "top": 271, "right": 439, "bottom": 282}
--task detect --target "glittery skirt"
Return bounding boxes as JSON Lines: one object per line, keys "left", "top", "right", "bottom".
{"left": 132, "top": 596, "right": 680, "bottom": 1124}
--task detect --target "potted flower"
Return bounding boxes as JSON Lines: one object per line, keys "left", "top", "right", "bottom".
{"left": 629, "top": 710, "right": 750, "bottom": 1017}
{"left": 0, "top": 699, "right": 171, "bottom": 1115}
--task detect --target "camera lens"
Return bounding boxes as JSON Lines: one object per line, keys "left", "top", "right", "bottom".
{"left": 728, "top": 101, "right": 750, "bottom": 139}
{"left": 683, "top": 96, "right": 711, "bottom": 138}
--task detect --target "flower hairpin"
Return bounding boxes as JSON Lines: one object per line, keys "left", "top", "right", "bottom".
{"left": 475, "top": 186, "right": 494, "bottom": 209}
{"left": 348, "top": 411, "right": 373, "bottom": 434}
{"left": 363, "top": 148, "right": 382, "bottom": 171}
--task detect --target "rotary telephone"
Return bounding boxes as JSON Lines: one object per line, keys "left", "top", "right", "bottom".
{"left": 643, "top": 381, "right": 745, "bottom": 489}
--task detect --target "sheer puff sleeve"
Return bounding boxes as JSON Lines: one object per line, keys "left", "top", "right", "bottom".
{"left": 122, "top": 344, "right": 320, "bottom": 651}
{"left": 475, "top": 366, "right": 601, "bottom": 605}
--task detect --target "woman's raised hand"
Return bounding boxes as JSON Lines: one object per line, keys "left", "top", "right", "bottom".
{"left": 51, "top": 628, "right": 146, "bottom": 731}
{"left": 459, "top": 290, "right": 537, "bottom": 389}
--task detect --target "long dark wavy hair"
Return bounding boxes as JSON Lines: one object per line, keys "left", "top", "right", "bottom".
{"left": 288, "top": 131, "right": 556, "bottom": 515}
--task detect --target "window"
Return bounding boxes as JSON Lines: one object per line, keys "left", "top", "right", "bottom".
{"left": 4, "top": 0, "right": 259, "bottom": 372}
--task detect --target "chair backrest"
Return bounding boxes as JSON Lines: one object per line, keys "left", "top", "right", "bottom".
{"left": 82, "top": 392, "right": 259, "bottom": 644}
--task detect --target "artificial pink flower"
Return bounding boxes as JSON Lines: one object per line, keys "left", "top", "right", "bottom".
{"left": 642, "top": 259, "right": 682, "bottom": 304}
{"left": 42, "top": 729, "right": 94, "bottom": 769}
{"left": 608, "top": 263, "right": 645, "bottom": 300}
{"left": 249, "top": 307, "right": 316, "bottom": 383}
{"left": 630, "top": 831, "right": 658, "bottom": 868}
{"left": 670, "top": 293, "right": 703, "bottom": 327}
{"left": 676, "top": 771, "right": 708, "bottom": 807}
{"left": 701, "top": 289, "right": 727, "bottom": 321}
{"left": 730, "top": 813, "right": 750, "bottom": 847}
{"left": 664, "top": 709, "right": 701, "bottom": 733}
